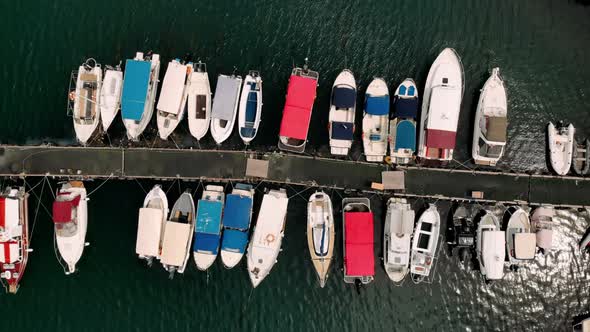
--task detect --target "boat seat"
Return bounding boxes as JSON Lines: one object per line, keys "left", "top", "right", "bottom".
{"left": 398, "top": 85, "right": 407, "bottom": 96}
{"left": 407, "top": 86, "right": 415, "bottom": 96}
{"left": 370, "top": 134, "right": 381, "bottom": 141}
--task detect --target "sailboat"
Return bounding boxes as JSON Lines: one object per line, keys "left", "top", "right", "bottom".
{"left": 210, "top": 74, "right": 242, "bottom": 144}
{"left": 238, "top": 71, "right": 263, "bottom": 144}
{"left": 307, "top": 192, "right": 334, "bottom": 288}
{"left": 187, "top": 62, "right": 212, "bottom": 141}
{"left": 383, "top": 198, "right": 415, "bottom": 283}
{"left": 135, "top": 185, "right": 168, "bottom": 266}
{"left": 389, "top": 79, "right": 419, "bottom": 164}
{"left": 220, "top": 184, "right": 254, "bottom": 268}
{"left": 193, "top": 185, "right": 224, "bottom": 271}
{"left": 328, "top": 69, "right": 357, "bottom": 156}
{"left": 548, "top": 122, "right": 574, "bottom": 175}
{"left": 161, "top": 191, "right": 195, "bottom": 277}
{"left": 410, "top": 204, "right": 440, "bottom": 283}
{"left": 99, "top": 64, "right": 123, "bottom": 132}
{"left": 0, "top": 187, "right": 29, "bottom": 294}
{"left": 362, "top": 78, "right": 390, "bottom": 162}
{"left": 156, "top": 59, "right": 189, "bottom": 140}
{"left": 476, "top": 211, "right": 505, "bottom": 281}
{"left": 342, "top": 197, "right": 374, "bottom": 285}
{"left": 505, "top": 207, "right": 536, "bottom": 266}
{"left": 70, "top": 58, "right": 102, "bottom": 144}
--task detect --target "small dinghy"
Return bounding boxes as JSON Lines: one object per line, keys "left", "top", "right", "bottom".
{"left": 220, "top": 184, "right": 254, "bottom": 269}
{"left": 328, "top": 69, "right": 357, "bottom": 156}
{"left": 210, "top": 74, "right": 242, "bottom": 144}
{"left": 531, "top": 206, "right": 555, "bottom": 253}
{"left": 410, "top": 204, "right": 440, "bottom": 283}
{"left": 135, "top": 185, "right": 168, "bottom": 266}
{"left": 238, "top": 71, "right": 263, "bottom": 144}
{"left": 247, "top": 189, "right": 289, "bottom": 288}
{"left": 99, "top": 64, "right": 123, "bottom": 132}
{"left": 0, "top": 187, "right": 29, "bottom": 294}
{"left": 70, "top": 58, "right": 102, "bottom": 144}
{"left": 156, "top": 59, "right": 189, "bottom": 140}
{"left": 307, "top": 191, "right": 335, "bottom": 288}
{"left": 383, "top": 198, "right": 415, "bottom": 283}
{"left": 573, "top": 138, "right": 590, "bottom": 175}
{"left": 121, "top": 52, "right": 161, "bottom": 141}
{"left": 362, "top": 78, "right": 390, "bottom": 162}
{"left": 548, "top": 122, "right": 574, "bottom": 175}
{"left": 505, "top": 207, "right": 536, "bottom": 266}
{"left": 476, "top": 211, "right": 505, "bottom": 281}
{"left": 342, "top": 197, "right": 374, "bottom": 285}
{"left": 193, "top": 185, "right": 224, "bottom": 271}
{"left": 472, "top": 68, "right": 508, "bottom": 166}
{"left": 52, "top": 181, "right": 88, "bottom": 274}
{"left": 389, "top": 79, "right": 419, "bottom": 164}
{"left": 446, "top": 203, "right": 477, "bottom": 262}
{"left": 161, "top": 191, "right": 195, "bottom": 277}
{"left": 187, "top": 62, "right": 212, "bottom": 141}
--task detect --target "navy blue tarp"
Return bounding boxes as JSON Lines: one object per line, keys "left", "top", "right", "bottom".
{"left": 365, "top": 95, "right": 390, "bottom": 115}
{"left": 393, "top": 97, "right": 419, "bottom": 118}
{"left": 332, "top": 87, "right": 356, "bottom": 109}
{"left": 331, "top": 121, "right": 354, "bottom": 140}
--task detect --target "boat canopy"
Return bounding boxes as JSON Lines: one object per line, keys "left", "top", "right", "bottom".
{"left": 514, "top": 233, "right": 536, "bottom": 259}
{"left": 482, "top": 230, "right": 505, "bottom": 280}
{"left": 121, "top": 60, "right": 151, "bottom": 121}
{"left": 0, "top": 198, "right": 19, "bottom": 234}
{"left": 344, "top": 212, "right": 374, "bottom": 276}
{"left": 365, "top": 95, "right": 390, "bottom": 116}
{"left": 194, "top": 232, "right": 220, "bottom": 254}
{"left": 484, "top": 116, "right": 507, "bottom": 142}
{"left": 0, "top": 242, "right": 18, "bottom": 264}
{"left": 211, "top": 76, "right": 241, "bottom": 121}
{"left": 279, "top": 75, "right": 317, "bottom": 140}
{"left": 161, "top": 221, "right": 191, "bottom": 266}
{"left": 395, "top": 120, "right": 416, "bottom": 150}
{"left": 222, "top": 194, "right": 251, "bottom": 230}
{"left": 332, "top": 86, "right": 356, "bottom": 109}
{"left": 196, "top": 200, "right": 223, "bottom": 234}
{"left": 156, "top": 62, "right": 187, "bottom": 115}
{"left": 221, "top": 229, "right": 248, "bottom": 253}
{"left": 52, "top": 196, "right": 80, "bottom": 223}
{"left": 426, "top": 129, "right": 456, "bottom": 149}
{"left": 390, "top": 209, "right": 415, "bottom": 235}
{"left": 393, "top": 97, "right": 418, "bottom": 118}
{"left": 135, "top": 208, "right": 164, "bottom": 257}
{"left": 331, "top": 121, "right": 354, "bottom": 140}
{"left": 427, "top": 87, "right": 460, "bottom": 132}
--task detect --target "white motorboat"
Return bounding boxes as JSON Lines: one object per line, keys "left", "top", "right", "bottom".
{"left": 417, "top": 48, "right": 464, "bottom": 162}
{"left": 210, "top": 74, "right": 242, "bottom": 144}
{"left": 161, "top": 191, "right": 195, "bottom": 278}
{"left": 328, "top": 69, "right": 357, "bottom": 156}
{"left": 531, "top": 206, "right": 555, "bottom": 253}
{"left": 187, "top": 62, "right": 212, "bottom": 141}
{"left": 342, "top": 197, "right": 374, "bottom": 285}
{"left": 506, "top": 207, "right": 536, "bottom": 266}
{"left": 548, "top": 122, "right": 574, "bottom": 175}
{"left": 52, "top": 181, "right": 88, "bottom": 274}
{"left": 70, "top": 59, "right": 102, "bottom": 144}
{"left": 389, "top": 79, "right": 419, "bottom": 164}
{"left": 99, "top": 64, "right": 123, "bottom": 132}
{"left": 362, "top": 78, "right": 390, "bottom": 162}
{"left": 135, "top": 185, "right": 168, "bottom": 266}
{"left": 410, "top": 204, "right": 440, "bottom": 282}
{"left": 238, "top": 71, "right": 263, "bottom": 144}
{"left": 476, "top": 211, "right": 505, "bottom": 281}
{"left": 193, "top": 185, "right": 224, "bottom": 271}
{"left": 220, "top": 184, "right": 254, "bottom": 269}
{"left": 307, "top": 191, "right": 334, "bottom": 288}
{"left": 246, "top": 189, "right": 289, "bottom": 288}
{"left": 121, "top": 52, "right": 161, "bottom": 141}
{"left": 156, "top": 59, "right": 189, "bottom": 140}
{"left": 383, "top": 198, "right": 415, "bottom": 283}
{"left": 473, "top": 68, "right": 508, "bottom": 166}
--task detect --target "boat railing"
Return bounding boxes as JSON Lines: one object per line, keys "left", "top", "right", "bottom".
{"left": 292, "top": 67, "right": 319, "bottom": 80}
{"left": 66, "top": 70, "right": 78, "bottom": 117}
{"left": 450, "top": 48, "right": 466, "bottom": 98}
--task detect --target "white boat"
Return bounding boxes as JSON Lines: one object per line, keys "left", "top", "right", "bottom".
{"left": 246, "top": 189, "right": 289, "bottom": 288}
{"left": 210, "top": 74, "right": 242, "bottom": 144}
{"left": 410, "top": 204, "right": 440, "bottom": 282}
{"left": 548, "top": 122, "right": 574, "bottom": 175}
{"left": 473, "top": 68, "right": 508, "bottom": 166}
{"left": 476, "top": 211, "right": 505, "bottom": 281}
{"left": 220, "top": 184, "right": 254, "bottom": 269}
{"left": 307, "top": 191, "right": 334, "bottom": 288}
{"left": 417, "top": 48, "right": 464, "bottom": 162}
{"left": 135, "top": 185, "right": 168, "bottom": 266}
{"left": 156, "top": 59, "right": 189, "bottom": 140}
{"left": 193, "top": 185, "right": 224, "bottom": 271}
{"left": 52, "top": 181, "right": 88, "bottom": 274}
{"left": 342, "top": 197, "right": 374, "bottom": 285}
{"left": 121, "top": 52, "right": 161, "bottom": 141}
{"left": 531, "top": 206, "right": 555, "bottom": 253}
{"left": 99, "top": 65, "right": 123, "bottom": 132}
{"left": 161, "top": 191, "right": 195, "bottom": 277}
{"left": 389, "top": 79, "right": 419, "bottom": 164}
{"left": 70, "top": 59, "right": 102, "bottom": 144}
{"left": 362, "top": 78, "right": 390, "bottom": 162}
{"left": 328, "top": 69, "right": 357, "bottom": 156}
{"left": 383, "top": 198, "right": 415, "bottom": 283}
{"left": 238, "top": 71, "right": 263, "bottom": 144}
{"left": 506, "top": 207, "right": 536, "bottom": 266}
{"left": 187, "top": 62, "right": 212, "bottom": 141}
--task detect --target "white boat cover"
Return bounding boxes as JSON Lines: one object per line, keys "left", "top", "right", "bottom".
{"left": 390, "top": 209, "right": 415, "bottom": 235}
{"left": 482, "top": 230, "right": 505, "bottom": 280}
{"left": 156, "top": 62, "right": 187, "bottom": 115}
{"left": 427, "top": 87, "right": 460, "bottom": 132}
{"left": 514, "top": 233, "right": 536, "bottom": 259}
{"left": 160, "top": 221, "right": 191, "bottom": 266}
{"left": 0, "top": 242, "right": 18, "bottom": 263}
{"left": 212, "top": 76, "right": 241, "bottom": 121}
{"left": 3, "top": 198, "right": 20, "bottom": 236}
{"left": 536, "top": 229, "right": 553, "bottom": 250}
{"left": 135, "top": 208, "right": 164, "bottom": 257}
{"left": 251, "top": 194, "right": 288, "bottom": 249}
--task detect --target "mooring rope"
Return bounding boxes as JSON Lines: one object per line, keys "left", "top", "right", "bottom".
{"left": 134, "top": 178, "right": 148, "bottom": 195}
{"left": 87, "top": 173, "right": 115, "bottom": 197}
{"left": 28, "top": 176, "right": 47, "bottom": 245}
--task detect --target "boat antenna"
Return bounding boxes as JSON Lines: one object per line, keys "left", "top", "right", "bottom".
{"left": 303, "top": 57, "right": 309, "bottom": 72}
{"left": 232, "top": 66, "right": 237, "bottom": 77}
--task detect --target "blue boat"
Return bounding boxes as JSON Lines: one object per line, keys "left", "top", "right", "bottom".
{"left": 192, "top": 185, "right": 224, "bottom": 271}
{"left": 389, "top": 79, "right": 419, "bottom": 164}
{"left": 238, "top": 71, "right": 263, "bottom": 144}
{"left": 220, "top": 184, "right": 254, "bottom": 268}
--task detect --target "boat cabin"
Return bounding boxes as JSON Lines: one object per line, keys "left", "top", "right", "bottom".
{"left": 52, "top": 194, "right": 81, "bottom": 237}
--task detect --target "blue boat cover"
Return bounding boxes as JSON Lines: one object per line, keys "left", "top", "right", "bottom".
{"left": 365, "top": 95, "right": 390, "bottom": 116}
{"left": 393, "top": 97, "right": 418, "bottom": 118}
{"left": 395, "top": 120, "right": 416, "bottom": 150}
{"left": 193, "top": 232, "right": 220, "bottom": 254}
{"left": 221, "top": 229, "right": 248, "bottom": 253}
{"left": 332, "top": 87, "right": 356, "bottom": 109}
{"left": 222, "top": 194, "right": 252, "bottom": 230}
{"left": 245, "top": 91, "right": 257, "bottom": 123}
{"left": 331, "top": 121, "right": 354, "bottom": 140}
{"left": 240, "top": 127, "right": 256, "bottom": 138}
{"left": 196, "top": 200, "right": 223, "bottom": 234}
{"left": 121, "top": 60, "right": 151, "bottom": 121}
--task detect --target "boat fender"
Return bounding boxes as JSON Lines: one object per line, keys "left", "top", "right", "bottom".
{"left": 384, "top": 156, "right": 393, "bottom": 165}
{"left": 69, "top": 91, "right": 76, "bottom": 101}
{"left": 265, "top": 234, "right": 275, "bottom": 243}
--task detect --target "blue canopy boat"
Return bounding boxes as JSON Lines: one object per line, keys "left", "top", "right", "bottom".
{"left": 362, "top": 78, "right": 390, "bottom": 162}
{"left": 193, "top": 185, "right": 224, "bottom": 271}
{"left": 389, "top": 79, "right": 419, "bottom": 164}
{"left": 220, "top": 184, "right": 254, "bottom": 268}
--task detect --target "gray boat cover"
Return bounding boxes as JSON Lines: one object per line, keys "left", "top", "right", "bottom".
{"left": 486, "top": 116, "right": 507, "bottom": 142}
{"left": 212, "top": 76, "right": 241, "bottom": 121}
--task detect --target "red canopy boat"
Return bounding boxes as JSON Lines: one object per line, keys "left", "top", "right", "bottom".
{"left": 342, "top": 197, "right": 374, "bottom": 285}
{"left": 0, "top": 187, "right": 29, "bottom": 294}
{"left": 278, "top": 62, "right": 318, "bottom": 153}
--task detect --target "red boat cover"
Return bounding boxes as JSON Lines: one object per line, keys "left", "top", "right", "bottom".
{"left": 426, "top": 129, "right": 456, "bottom": 149}
{"left": 344, "top": 212, "right": 374, "bottom": 276}
{"left": 52, "top": 196, "right": 81, "bottom": 223}
{"left": 279, "top": 75, "right": 317, "bottom": 140}
{"left": 0, "top": 198, "right": 5, "bottom": 230}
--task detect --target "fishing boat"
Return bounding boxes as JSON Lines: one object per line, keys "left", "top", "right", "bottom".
{"left": 99, "top": 64, "right": 123, "bottom": 132}
{"left": 476, "top": 211, "right": 505, "bottom": 281}
{"left": 389, "top": 79, "right": 419, "bottom": 164}
{"left": 193, "top": 185, "right": 224, "bottom": 271}
{"left": 573, "top": 138, "right": 590, "bottom": 175}
{"left": 161, "top": 191, "right": 195, "bottom": 277}
{"left": 278, "top": 60, "right": 319, "bottom": 153}
{"left": 410, "top": 204, "right": 440, "bottom": 283}
{"left": 156, "top": 59, "right": 189, "bottom": 140}
{"left": 383, "top": 198, "right": 415, "bottom": 283}
{"left": 362, "top": 78, "right": 390, "bottom": 162}
{"left": 446, "top": 203, "right": 477, "bottom": 263}
{"left": 135, "top": 185, "right": 168, "bottom": 266}
{"left": 307, "top": 191, "right": 334, "bottom": 288}
{"left": 210, "top": 74, "right": 242, "bottom": 144}
{"left": 121, "top": 52, "right": 161, "bottom": 141}
{"left": 342, "top": 197, "right": 374, "bottom": 285}
{"left": 52, "top": 181, "right": 88, "bottom": 274}
{"left": 246, "top": 189, "right": 289, "bottom": 288}
{"left": 70, "top": 58, "right": 102, "bottom": 144}
{"left": 0, "top": 187, "right": 29, "bottom": 294}
{"left": 328, "top": 69, "right": 357, "bottom": 156}
{"left": 186, "top": 62, "right": 212, "bottom": 141}
{"left": 472, "top": 68, "right": 508, "bottom": 166}
{"left": 505, "top": 207, "right": 536, "bottom": 266}
{"left": 531, "top": 206, "right": 555, "bottom": 253}
{"left": 220, "top": 184, "right": 254, "bottom": 269}
{"left": 417, "top": 48, "right": 464, "bottom": 162}
{"left": 238, "top": 71, "right": 263, "bottom": 144}
{"left": 548, "top": 122, "right": 574, "bottom": 175}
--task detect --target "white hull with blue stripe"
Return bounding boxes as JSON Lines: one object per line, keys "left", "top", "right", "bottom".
{"left": 389, "top": 79, "right": 419, "bottom": 164}
{"left": 220, "top": 184, "right": 254, "bottom": 268}
{"left": 238, "top": 71, "right": 263, "bottom": 145}
{"left": 193, "top": 185, "right": 224, "bottom": 271}
{"left": 328, "top": 69, "right": 357, "bottom": 156}
{"left": 362, "top": 78, "right": 390, "bottom": 162}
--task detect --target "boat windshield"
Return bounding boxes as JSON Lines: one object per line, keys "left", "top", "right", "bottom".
{"left": 478, "top": 138, "right": 505, "bottom": 158}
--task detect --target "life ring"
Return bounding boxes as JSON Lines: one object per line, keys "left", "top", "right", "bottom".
{"left": 265, "top": 234, "right": 275, "bottom": 243}
{"left": 68, "top": 91, "right": 76, "bottom": 101}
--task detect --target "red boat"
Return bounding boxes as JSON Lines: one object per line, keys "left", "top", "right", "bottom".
{"left": 0, "top": 187, "right": 29, "bottom": 294}
{"left": 278, "top": 61, "right": 318, "bottom": 153}
{"left": 342, "top": 197, "right": 374, "bottom": 285}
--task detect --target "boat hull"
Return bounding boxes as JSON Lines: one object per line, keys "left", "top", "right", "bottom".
{"left": 548, "top": 122, "right": 574, "bottom": 175}
{"left": 383, "top": 198, "right": 414, "bottom": 283}
{"left": 307, "top": 192, "right": 334, "bottom": 288}
{"left": 410, "top": 205, "right": 440, "bottom": 282}
{"left": 73, "top": 64, "right": 102, "bottom": 144}
{"left": 389, "top": 79, "right": 418, "bottom": 165}
{"left": 329, "top": 69, "right": 356, "bottom": 156}
{"left": 187, "top": 69, "right": 211, "bottom": 140}
{"left": 238, "top": 72, "right": 263, "bottom": 144}
{"left": 0, "top": 188, "right": 29, "bottom": 294}
{"left": 210, "top": 75, "right": 242, "bottom": 145}
{"left": 99, "top": 68, "right": 123, "bottom": 132}
{"left": 362, "top": 78, "right": 389, "bottom": 163}
{"left": 55, "top": 183, "right": 88, "bottom": 274}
